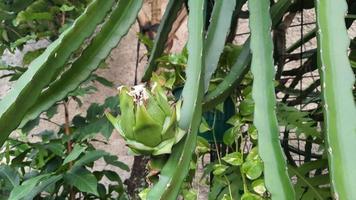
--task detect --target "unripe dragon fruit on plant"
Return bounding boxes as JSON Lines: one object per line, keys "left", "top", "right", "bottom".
{"left": 106, "top": 84, "right": 185, "bottom": 156}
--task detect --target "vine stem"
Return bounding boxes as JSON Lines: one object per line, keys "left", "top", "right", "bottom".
{"left": 242, "top": 134, "right": 251, "bottom": 194}
{"left": 211, "top": 111, "right": 233, "bottom": 199}
{"left": 64, "top": 101, "right": 73, "bottom": 156}
{"left": 63, "top": 100, "right": 75, "bottom": 200}
{"left": 40, "top": 117, "right": 61, "bottom": 126}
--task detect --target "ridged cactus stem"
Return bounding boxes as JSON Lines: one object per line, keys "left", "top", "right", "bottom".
{"left": 315, "top": 0, "right": 356, "bottom": 198}
{"left": 248, "top": 0, "right": 295, "bottom": 199}
{"left": 146, "top": 0, "right": 205, "bottom": 199}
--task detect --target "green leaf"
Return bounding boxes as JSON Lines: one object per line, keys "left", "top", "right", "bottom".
{"left": 142, "top": 0, "right": 185, "bottom": 81}
{"left": 213, "top": 164, "right": 228, "bottom": 176}
{"left": 75, "top": 117, "right": 114, "bottom": 141}
{"left": 0, "top": 9, "right": 15, "bottom": 20}
{"left": 11, "top": 149, "right": 31, "bottom": 167}
{"left": 92, "top": 74, "right": 114, "bottom": 88}
{"left": 44, "top": 142, "right": 65, "bottom": 157}
{"left": 65, "top": 168, "right": 98, "bottom": 196}
{"left": 246, "top": 147, "right": 261, "bottom": 161}
{"left": 63, "top": 144, "right": 86, "bottom": 165}
{"left": 102, "top": 170, "right": 122, "bottom": 184}
{"left": 221, "top": 194, "right": 232, "bottom": 200}
{"left": 0, "top": 165, "right": 20, "bottom": 189}
{"left": 97, "top": 183, "right": 107, "bottom": 199}
{"left": 104, "top": 155, "right": 130, "bottom": 172}
{"left": 71, "top": 150, "right": 108, "bottom": 171}
{"left": 196, "top": 136, "right": 210, "bottom": 155}
{"left": 222, "top": 152, "right": 243, "bottom": 166}
{"left": 23, "top": 49, "right": 45, "bottom": 66}
{"left": 248, "top": 0, "right": 295, "bottom": 198}
{"left": 223, "top": 127, "right": 237, "bottom": 146}
{"left": 11, "top": 35, "right": 37, "bottom": 50}
{"left": 139, "top": 188, "right": 150, "bottom": 200}
{"left": 203, "top": 0, "right": 236, "bottom": 91}
{"left": 138, "top": 32, "right": 154, "bottom": 50}
{"left": 182, "top": 189, "right": 197, "bottom": 200}
{"left": 60, "top": 4, "right": 75, "bottom": 12}
{"left": 316, "top": 1, "right": 356, "bottom": 198}
{"left": 251, "top": 179, "right": 266, "bottom": 195}
{"left": 239, "top": 98, "right": 254, "bottom": 116}
{"left": 199, "top": 117, "right": 211, "bottom": 133}
{"left": 0, "top": 0, "right": 116, "bottom": 146}
{"left": 226, "top": 114, "right": 241, "bottom": 126}
{"left": 20, "top": 0, "right": 143, "bottom": 128}
{"left": 8, "top": 174, "right": 51, "bottom": 200}
{"left": 242, "top": 160, "right": 263, "bottom": 180}
{"left": 0, "top": 0, "right": 34, "bottom": 12}
{"left": 45, "top": 104, "right": 58, "bottom": 119}
{"left": 277, "top": 103, "right": 319, "bottom": 138}
{"left": 209, "top": 169, "right": 243, "bottom": 200}
{"left": 15, "top": 11, "right": 53, "bottom": 25}
{"left": 22, "top": 175, "right": 62, "bottom": 200}
{"left": 248, "top": 125, "right": 258, "bottom": 140}
{"left": 147, "top": 1, "right": 205, "bottom": 199}
{"left": 241, "top": 193, "right": 263, "bottom": 200}
{"left": 21, "top": 117, "right": 39, "bottom": 134}
{"left": 288, "top": 163, "right": 330, "bottom": 200}
{"left": 87, "top": 103, "right": 104, "bottom": 121}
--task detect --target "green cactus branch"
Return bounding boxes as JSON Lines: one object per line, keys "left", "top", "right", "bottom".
{"left": 248, "top": 0, "right": 295, "bottom": 199}
{"left": 315, "top": 0, "right": 356, "bottom": 198}
{"left": 20, "top": 0, "right": 143, "bottom": 127}
{"left": 147, "top": 0, "right": 205, "bottom": 199}
{"left": 0, "top": 0, "right": 115, "bottom": 146}
{"left": 141, "top": 0, "right": 185, "bottom": 82}
{"left": 203, "top": 0, "right": 236, "bottom": 92}
{"left": 203, "top": 0, "right": 292, "bottom": 110}
{"left": 203, "top": 39, "right": 251, "bottom": 111}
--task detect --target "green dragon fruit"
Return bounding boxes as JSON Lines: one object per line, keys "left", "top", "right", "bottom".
{"left": 106, "top": 84, "right": 184, "bottom": 156}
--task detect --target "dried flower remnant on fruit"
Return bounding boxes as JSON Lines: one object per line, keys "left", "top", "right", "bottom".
{"left": 128, "top": 84, "right": 149, "bottom": 105}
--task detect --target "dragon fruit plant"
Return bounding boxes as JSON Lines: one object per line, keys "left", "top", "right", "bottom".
{"left": 107, "top": 84, "right": 185, "bottom": 156}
